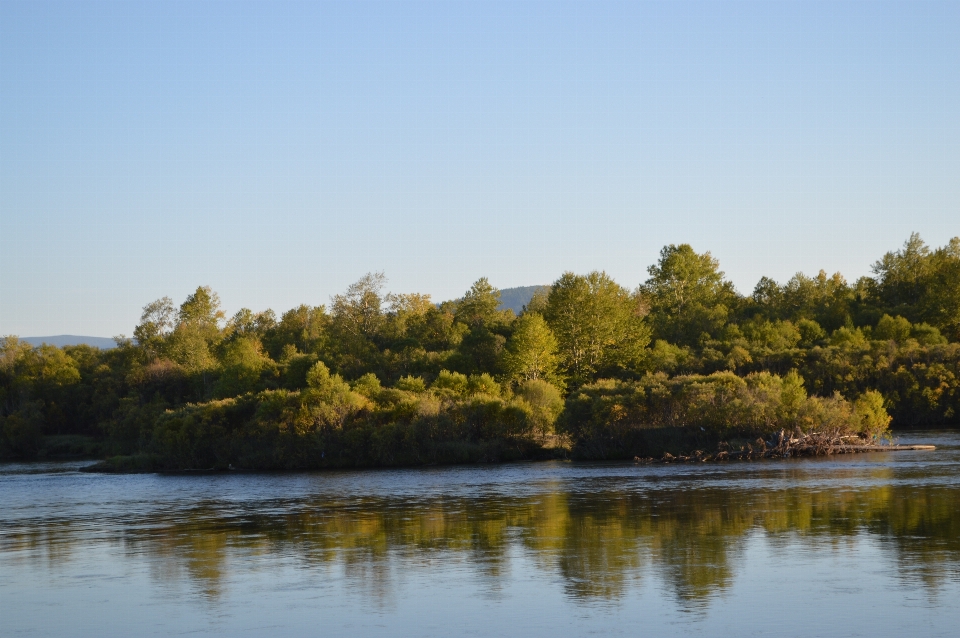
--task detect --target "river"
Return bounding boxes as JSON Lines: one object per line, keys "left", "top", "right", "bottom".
{"left": 2, "top": 431, "right": 960, "bottom": 637}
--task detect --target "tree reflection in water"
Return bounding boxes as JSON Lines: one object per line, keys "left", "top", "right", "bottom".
{"left": 5, "top": 462, "right": 958, "bottom": 607}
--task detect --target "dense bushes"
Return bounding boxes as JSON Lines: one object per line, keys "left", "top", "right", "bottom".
{"left": 129, "top": 366, "right": 552, "bottom": 470}
{"left": 559, "top": 371, "right": 890, "bottom": 459}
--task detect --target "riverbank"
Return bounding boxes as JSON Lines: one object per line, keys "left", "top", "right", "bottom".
{"left": 634, "top": 430, "right": 936, "bottom": 463}
{"left": 0, "top": 435, "right": 108, "bottom": 462}
{"left": 80, "top": 431, "right": 938, "bottom": 474}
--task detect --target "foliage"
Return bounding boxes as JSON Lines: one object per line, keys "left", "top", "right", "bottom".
{"left": 502, "top": 312, "right": 561, "bottom": 386}
{"left": 641, "top": 244, "right": 737, "bottom": 345}
{"left": 543, "top": 271, "right": 650, "bottom": 383}
{"left": 9, "top": 233, "right": 960, "bottom": 466}
{"left": 559, "top": 371, "right": 879, "bottom": 458}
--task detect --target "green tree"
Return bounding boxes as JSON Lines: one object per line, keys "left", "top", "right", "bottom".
{"left": 0, "top": 343, "right": 81, "bottom": 439}
{"left": 871, "top": 232, "right": 933, "bottom": 316}
{"left": 640, "top": 244, "right": 736, "bottom": 345}
{"left": 331, "top": 272, "right": 387, "bottom": 339}
{"left": 781, "top": 271, "right": 853, "bottom": 331}
{"left": 263, "top": 305, "right": 329, "bottom": 359}
{"left": 543, "top": 271, "right": 649, "bottom": 383}
{"left": 216, "top": 336, "right": 272, "bottom": 398}
{"left": 455, "top": 277, "right": 503, "bottom": 329}
{"left": 329, "top": 273, "right": 387, "bottom": 375}
{"left": 432, "top": 369, "right": 470, "bottom": 397}
{"left": 796, "top": 318, "right": 826, "bottom": 347}
{"left": 167, "top": 328, "right": 217, "bottom": 373}
{"left": 866, "top": 235, "right": 960, "bottom": 340}
{"left": 178, "top": 286, "right": 225, "bottom": 335}
{"left": 923, "top": 237, "right": 960, "bottom": 341}
{"left": 133, "top": 296, "right": 175, "bottom": 359}
{"left": 303, "top": 361, "right": 367, "bottom": 429}
{"left": 874, "top": 315, "right": 912, "bottom": 343}
{"left": 383, "top": 292, "right": 435, "bottom": 346}
{"left": 516, "top": 378, "right": 564, "bottom": 438}
{"left": 226, "top": 308, "right": 277, "bottom": 340}
{"left": 165, "top": 286, "right": 225, "bottom": 378}
{"left": 454, "top": 326, "right": 506, "bottom": 375}
{"left": 502, "top": 312, "right": 560, "bottom": 385}
{"left": 854, "top": 390, "right": 892, "bottom": 440}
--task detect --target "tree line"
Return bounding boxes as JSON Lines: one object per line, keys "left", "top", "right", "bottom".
{"left": 2, "top": 233, "right": 959, "bottom": 466}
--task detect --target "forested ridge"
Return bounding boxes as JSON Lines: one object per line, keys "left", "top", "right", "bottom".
{"left": 3, "top": 233, "right": 959, "bottom": 468}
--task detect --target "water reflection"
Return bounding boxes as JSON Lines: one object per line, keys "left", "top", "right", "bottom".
{"left": 4, "top": 441, "right": 960, "bottom": 609}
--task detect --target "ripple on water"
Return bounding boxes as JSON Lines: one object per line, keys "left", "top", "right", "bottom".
{"left": 2, "top": 430, "right": 960, "bottom": 637}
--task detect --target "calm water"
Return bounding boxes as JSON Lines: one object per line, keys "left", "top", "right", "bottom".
{"left": 2, "top": 432, "right": 960, "bottom": 637}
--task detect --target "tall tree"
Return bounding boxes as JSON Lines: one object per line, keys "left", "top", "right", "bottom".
{"left": 543, "top": 271, "right": 649, "bottom": 383}
{"left": 329, "top": 273, "right": 387, "bottom": 375}
{"left": 640, "top": 244, "right": 736, "bottom": 345}
{"left": 177, "top": 286, "right": 224, "bottom": 335}
{"left": 502, "top": 312, "right": 560, "bottom": 385}
{"left": 868, "top": 234, "right": 960, "bottom": 339}
{"left": 330, "top": 272, "right": 387, "bottom": 340}
{"left": 455, "top": 277, "right": 502, "bottom": 329}
{"left": 922, "top": 237, "right": 960, "bottom": 340}
{"left": 167, "top": 286, "right": 224, "bottom": 373}
{"left": 779, "top": 270, "right": 853, "bottom": 332}
{"left": 383, "top": 292, "right": 435, "bottom": 345}
{"left": 451, "top": 278, "right": 511, "bottom": 374}
{"left": 226, "top": 308, "right": 277, "bottom": 341}
{"left": 133, "top": 297, "right": 175, "bottom": 360}
{"left": 871, "top": 232, "right": 933, "bottom": 315}
{"left": 263, "top": 305, "right": 329, "bottom": 359}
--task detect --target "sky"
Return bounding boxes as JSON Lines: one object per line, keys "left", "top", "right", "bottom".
{"left": 1, "top": 0, "right": 959, "bottom": 338}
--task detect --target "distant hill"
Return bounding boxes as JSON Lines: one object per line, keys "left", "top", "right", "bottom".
{"left": 498, "top": 286, "right": 549, "bottom": 315}
{"left": 19, "top": 335, "right": 118, "bottom": 349}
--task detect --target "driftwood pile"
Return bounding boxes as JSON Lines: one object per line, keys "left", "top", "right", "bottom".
{"left": 634, "top": 429, "right": 935, "bottom": 464}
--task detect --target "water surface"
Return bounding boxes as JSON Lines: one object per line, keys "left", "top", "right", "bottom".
{"left": 3, "top": 431, "right": 960, "bottom": 637}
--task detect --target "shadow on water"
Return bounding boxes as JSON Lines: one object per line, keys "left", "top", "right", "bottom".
{"left": 2, "top": 432, "right": 960, "bottom": 610}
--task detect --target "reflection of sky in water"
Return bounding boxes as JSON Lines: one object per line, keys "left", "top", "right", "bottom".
{"left": 2, "top": 432, "right": 960, "bottom": 637}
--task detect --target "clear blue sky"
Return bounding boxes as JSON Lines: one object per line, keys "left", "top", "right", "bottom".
{"left": 2, "top": 1, "right": 958, "bottom": 337}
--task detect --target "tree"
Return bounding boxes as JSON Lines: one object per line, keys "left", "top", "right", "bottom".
{"left": 874, "top": 315, "right": 912, "bottom": 343}
{"left": 166, "top": 327, "right": 217, "bottom": 373}
{"left": 329, "top": 273, "right": 387, "bottom": 375}
{"left": 178, "top": 286, "right": 225, "bottom": 335}
{"left": 303, "top": 361, "right": 366, "bottom": 430}
{"left": 448, "top": 278, "right": 512, "bottom": 375}
{"left": 454, "top": 326, "right": 506, "bottom": 375}
{"left": 215, "top": 335, "right": 271, "bottom": 397}
{"left": 330, "top": 272, "right": 387, "bottom": 339}
{"left": 502, "top": 312, "right": 560, "bottom": 385}
{"left": 383, "top": 292, "right": 435, "bottom": 345}
{"left": 640, "top": 244, "right": 736, "bottom": 345}
{"left": 751, "top": 276, "right": 782, "bottom": 311}
{"left": 923, "top": 237, "right": 960, "bottom": 341}
{"left": 227, "top": 308, "right": 277, "bottom": 340}
{"left": 871, "top": 232, "right": 933, "bottom": 315}
{"left": 780, "top": 270, "right": 853, "bottom": 331}
{"left": 868, "top": 234, "right": 960, "bottom": 340}
{"left": 543, "top": 271, "right": 649, "bottom": 383}
{"left": 133, "top": 297, "right": 175, "bottom": 359}
{"left": 263, "top": 305, "right": 329, "bottom": 359}
{"left": 455, "top": 277, "right": 502, "bottom": 329}
{"left": 516, "top": 378, "right": 564, "bottom": 438}
{"left": 164, "top": 286, "right": 226, "bottom": 375}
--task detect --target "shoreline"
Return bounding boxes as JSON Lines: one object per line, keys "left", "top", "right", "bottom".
{"left": 75, "top": 437, "right": 938, "bottom": 474}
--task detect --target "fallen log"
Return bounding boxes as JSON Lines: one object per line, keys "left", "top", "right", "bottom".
{"left": 839, "top": 444, "right": 935, "bottom": 452}
{"left": 633, "top": 431, "right": 936, "bottom": 464}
